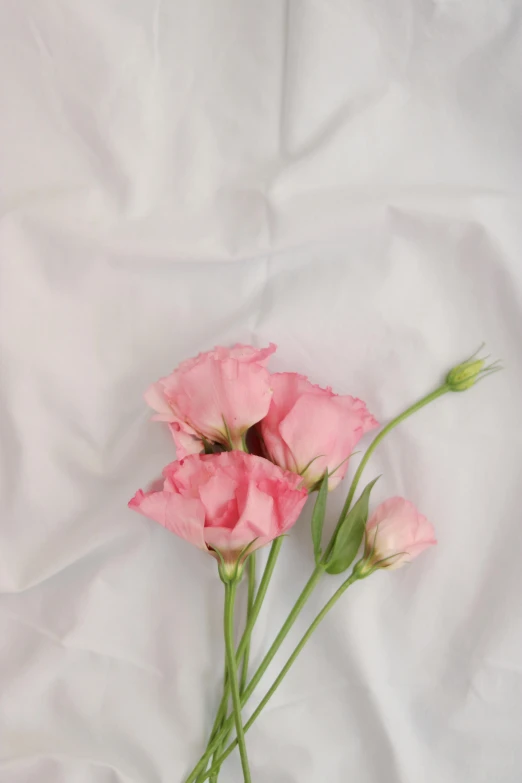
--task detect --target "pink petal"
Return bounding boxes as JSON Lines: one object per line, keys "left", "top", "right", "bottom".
{"left": 168, "top": 422, "right": 204, "bottom": 459}
{"left": 279, "top": 394, "right": 340, "bottom": 473}
{"left": 174, "top": 358, "right": 272, "bottom": 443}
{"left": 235, "top": 479, "right": 277, "bottom": 538}
{"left": 199, "top": 474, "right": 239, "bottom": 526}
{"left": 226, "top": 343, "right": 277, "bottom": 366}
{"left": 144, "top": 382, "right": 175, "bottom": 421}
{"left": 128, "top": 489, "right": 207, "bottom": 550}
{"left": 203, "top": 525, "right": 265, "bottom": 558}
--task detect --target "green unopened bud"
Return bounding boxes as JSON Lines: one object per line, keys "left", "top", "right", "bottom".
{"left": 446, "top": 347, "right": 501, "bottom": 392}
{"left": 447, "top": 358, "right": 486, "bottom": 391}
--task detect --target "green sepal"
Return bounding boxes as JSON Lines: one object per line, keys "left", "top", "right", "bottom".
{"left": 311, "top": 473, "right": 329, "bottom": 565}
{"left": 238, "top": 538, "right": 259, "bottom": 565}
{"left": 222, "top": 416, "right": 234, "bottom": 450}
{"left": 325, "top": 477, "right": 380, "bottom": 575}
{"left": 299, "top": 454, "right": 325, "bottom": 479}
{"left": 202, "top": 437, "right": 215, "bottom": 455}
{"left": 214, "top": 547, "right": 230, "bottom": 583}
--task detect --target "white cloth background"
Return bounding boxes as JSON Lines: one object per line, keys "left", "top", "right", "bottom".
{"left": 1, "top": 2, "right": 522, "bottom": 781}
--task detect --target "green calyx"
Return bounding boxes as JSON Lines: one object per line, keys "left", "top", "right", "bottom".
{"left": 351, "top": 557, "right": 375, "bottom": 580}
{"left": 217, "top": 559, "right": 244, "bottom": 585}
{"left": 215, "top": 541, "right": 258, "bottom": 585}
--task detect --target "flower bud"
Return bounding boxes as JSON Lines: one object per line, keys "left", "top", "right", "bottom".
{"left": 361, "top": 497, "right": 436, "bottom": 572}
{"left": 446, "top": 347, "right": 500, "bottom": 392}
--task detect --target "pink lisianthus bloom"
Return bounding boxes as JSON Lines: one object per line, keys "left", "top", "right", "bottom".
{"left": 362, "top": 497, "right": 437, "bottom": 571}
{"left": 259, "top": 373, "right": 378, "bottom": 490}
{"left": 128, "top": 452, "right": 307, "bottom": 572}
{"left": 145, "top": 343, "right": 276, "bottom": 457}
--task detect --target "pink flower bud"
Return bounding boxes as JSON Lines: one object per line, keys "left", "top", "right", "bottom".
{"left": 362, "top": 497, "right": 436, "bottom": 571}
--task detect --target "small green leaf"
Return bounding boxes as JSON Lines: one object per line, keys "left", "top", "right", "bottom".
{"left": 325, "top": 477, "right": 380, "bottom": 575}
{"left": 311, "top": 473, "right": 329, "bottom": 565}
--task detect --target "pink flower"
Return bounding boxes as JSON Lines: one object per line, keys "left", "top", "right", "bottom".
{"left": 364, "top": 497, "right": 437, "bottom": 570}
{"left": 128, "top": 452, "right": 307, "bottom": 568}
{"left": 259, "top": 373, "right": 378, "bottom": 490}
{"left": 145, "top": 344, "right": 276, "bottom": 456}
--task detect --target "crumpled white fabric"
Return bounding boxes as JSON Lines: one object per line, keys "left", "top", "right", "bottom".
{"left": 1, "top": 1, "right": 522, "bottom": 781}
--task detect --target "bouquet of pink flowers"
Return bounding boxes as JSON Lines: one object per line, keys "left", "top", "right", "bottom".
{"left": 129, "top": 343, "right": 498, "bottom": 782}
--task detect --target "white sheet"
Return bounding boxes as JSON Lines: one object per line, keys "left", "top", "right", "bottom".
{"left": 1, "top": 2, "right": 522, "bottom": 781}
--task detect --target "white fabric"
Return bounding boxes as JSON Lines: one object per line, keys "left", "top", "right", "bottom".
{"left": 1, "top": 2, "right": 521, "bottom": 781}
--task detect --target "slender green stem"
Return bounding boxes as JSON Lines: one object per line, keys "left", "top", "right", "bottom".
{"left": 185, "top": 566, "right": 325, "bottom": 780}
{"left": 215, "top": 540, "right": 282, "bottom": 730}
{"left": 205, "top": 658, "right": 228, "bottom": 783}
{"left": 213, "top": 659, "right": 228, "bottom": 736}
{"left": 187, "top": 539, "right": 284, "bottom": 783}
{"left": 224, "top": 581, "right": 251, "bottom": 783}
{"left": 200, "top": 572, "right": 360, "bottom": 780}
{"left": 208, "top": 554, "right": 256, "bottom": 782}
{"left": 209, "top": 732, "right": 228, "bottom": 783}
{"left": 323, "top": 383, "right": 450, "bottom": 561}
{"left": 241, "top": 554, "right": 256, "bottom": 694}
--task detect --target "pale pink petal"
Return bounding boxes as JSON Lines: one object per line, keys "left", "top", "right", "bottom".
{"left": 225, "top": 343, "right": 277, "bottom": 365}
{"left": 173, "top": 358, "right": 272, "bottom": 445}
{"left": 262, "top": 374, "right": 308, "bottom": 429}
{"left": 168, "top": 422, "right": 204, "bottom": 459}
{"left": 144, "top": 381, "right": 176, "bottom": 422}
{"left": 340, "top": 396, "right": 380, "bottom": 434}
{"left": 235, "top": 480, "right": 277, "bottom": 538}
{"left": 279, "top": 394, "right": 341, "bottom": 475}
{"left": 128, "top": 489, "right": 206, "bottom": 550}
{"left": 260, "top": 374, "right": 305, "bottom": 471}
{"left": 163, "top": 457, "right": 212, "bottom": 497}
{"left": 203, "top": 525, "right": 267, "bottom": 559}
{"left": 199, "top": 474, "right": 238, "bottom": 525}
{"left": 270, "top": 482, "right": 308, "bottom": 534}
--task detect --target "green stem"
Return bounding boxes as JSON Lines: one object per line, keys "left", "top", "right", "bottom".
{"left": 216, "top": 539, "right": 282, "bottom": 727}
{"left": 188, "top": 539, "right": 284, "bottom": 783}
{"left": 186, "top": 566, "right": 325, "bottom": 780}
{"left": 209, "top": 554, "right": 256, "bottom": 782}
{"left": 223, "top": 581, "right": 251, "bottom": 783}
{"left": 323, "top": 383, "right": 450, "bottom": 560}
{"left": 241, "top": 553, "right": 256, "bottom": 694}
{"left": 200, "top": 571, "right": 361, "bottom": 780}
{"left": 205, "top": 658, "right": 228, "bottom": 783}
